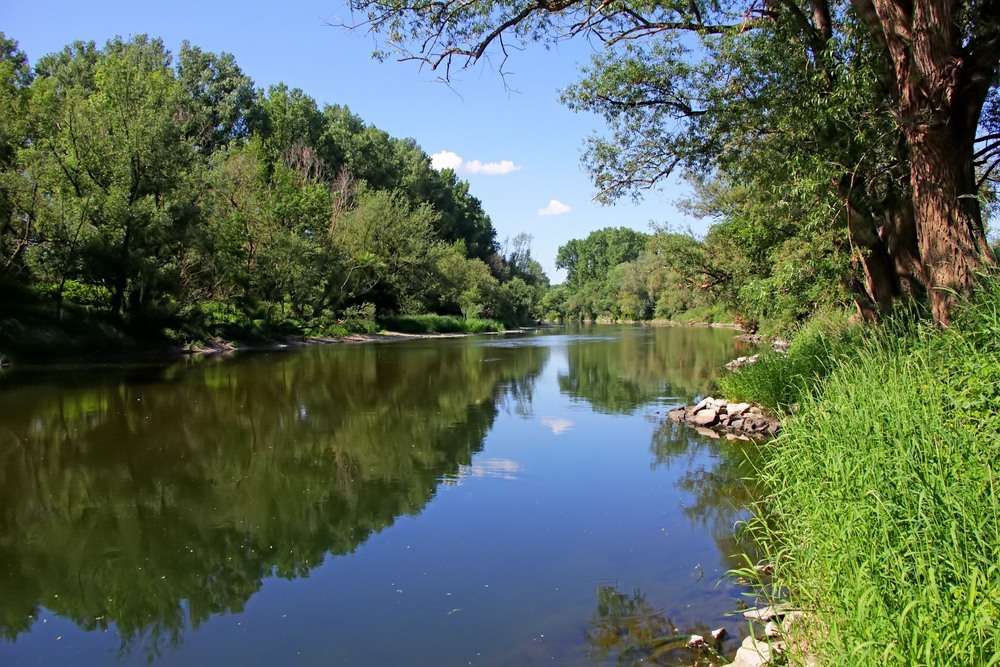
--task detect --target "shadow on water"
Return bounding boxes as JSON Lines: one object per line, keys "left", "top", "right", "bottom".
{"left": 0, "top": 340, "right": 549, "bottom": 659}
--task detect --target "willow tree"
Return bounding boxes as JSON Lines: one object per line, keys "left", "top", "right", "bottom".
{"left": 343, "top": 0, "right": 1000, "bottom": 324}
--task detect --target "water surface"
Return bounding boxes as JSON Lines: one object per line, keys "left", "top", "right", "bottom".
{"left": 0, "top": 325, "right": 758, "bottom": 665}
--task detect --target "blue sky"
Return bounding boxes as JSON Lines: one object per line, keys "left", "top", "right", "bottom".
{"left": 2, "top": 0, "right": 705, "bottom": 280}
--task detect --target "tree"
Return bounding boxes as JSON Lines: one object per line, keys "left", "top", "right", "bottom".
{"left": 556, "top": 227, "right": 648, "bottom": 287}
{"left": 0, "top": 33, "right": 33, "bottom": 280}
{"left": 343, "top": 0, "right": 1000, "bottom": 324}
{"left": 23, "top": 35, "right": 198, "bottom": 320}
{"left": 176, "top": 41, "right": 256, "bottom": 156}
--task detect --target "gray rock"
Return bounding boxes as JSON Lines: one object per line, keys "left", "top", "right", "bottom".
{"left": 692, "top": 408, "right": 718, "bottom": 425}
{"left": 695, "top": 426, "right": 720, "bottom": 439}
{"left": 692, "top": 397, "right": 713, "bottom": 412}
{"left": 743, "top": 606, "right": 780, "bottom": 622}
{"left": 727, "top": 402, "right": 751, "bottom": 417}
{"left": 667, "top": 408, "right": 686, "bottom": 422}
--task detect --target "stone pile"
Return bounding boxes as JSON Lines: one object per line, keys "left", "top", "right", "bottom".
{"left": 667, "top": 397, "right": 780, "bottom": 439}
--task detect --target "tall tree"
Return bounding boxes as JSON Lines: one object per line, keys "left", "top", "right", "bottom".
{"left": 24, "top": 35, "right": 197, "bottom": 319}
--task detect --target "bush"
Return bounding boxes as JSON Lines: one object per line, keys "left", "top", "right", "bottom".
{"left": 379, "top": 314, "right": 503, "bottom": 334}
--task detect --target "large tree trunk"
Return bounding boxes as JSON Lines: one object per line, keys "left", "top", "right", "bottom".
{"left": 874, "top": 177, "right": 926, "bottom": 300}
{"left": 908, "top": 122, "right": 995, "bottom": 323}
{"left": 853, "top": 0, "right": 999, "bottom": 324}
{"left": 838, "top": 176, "right": 902, "bottom": 316}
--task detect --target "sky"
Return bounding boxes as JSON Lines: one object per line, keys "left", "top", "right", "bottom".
{"left": 2, "top": 0, "right": 705, "bottom": 281}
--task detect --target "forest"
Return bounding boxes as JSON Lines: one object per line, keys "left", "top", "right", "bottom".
{"left": 0, "top": 33, "right": 550, "bottom": 360}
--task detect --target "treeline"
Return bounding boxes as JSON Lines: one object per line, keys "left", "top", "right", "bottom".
{"left": 545, "top": 218, "right": 833, "bottom": 331}
{"left": 0, "top": 33, "right": 548, "bottom": 354}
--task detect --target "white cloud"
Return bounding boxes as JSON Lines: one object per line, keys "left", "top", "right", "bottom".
{"left": 430, "top": 150, "right": 464, "bottom": 171}
{"left": 430, "top": 151, "right": 521, "bottom": 175}
{"left": 464, "top": 159, "right": 521, "bottom": 175}
{"left": 538, "top": 199, "right": 572, "bottom": 216}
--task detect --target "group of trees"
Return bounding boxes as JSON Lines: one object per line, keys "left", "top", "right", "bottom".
{"left": 349, "top": 0, "right": 1000, "bottom": 328}
{"left": 0, "top": 33, "right": 547, "bottom": 343}
{"left": 547, "top": 214, "right": 849, "bottom": 329}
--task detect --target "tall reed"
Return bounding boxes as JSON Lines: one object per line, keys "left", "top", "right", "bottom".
{"left": 741, "top": 289, "right": 1000, "bottom": 666}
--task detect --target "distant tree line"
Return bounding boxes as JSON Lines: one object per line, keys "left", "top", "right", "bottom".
{"left": 0, "top": 33, "right": 549, "bottom": 347}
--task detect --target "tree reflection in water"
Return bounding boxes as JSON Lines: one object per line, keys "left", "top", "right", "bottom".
{"left": 584, "top": 585, "right": 727, "bottom": 666}
{"left": 0, "top": 340, "right": 549, "bottom": 659}
{"left": 650, "top": 419, "right": 765, "bottom": 573}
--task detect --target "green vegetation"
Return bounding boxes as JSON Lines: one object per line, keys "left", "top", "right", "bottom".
{"left": 348, "top": 0, "right": 999, "bottom": 330}
{"left": 731, "top": 286, "right": 1000, "bottom": 665}
{"left": 0, "top": 33, "right": 549, "bottom": 362}
{"left": 378, "top": 313, "right": 503, "bottom": 333}
{"left": 718, "top": 311, "right": 863, "bottom": 411}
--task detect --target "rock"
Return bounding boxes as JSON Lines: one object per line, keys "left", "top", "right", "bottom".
{"left": 687, "top": 634, "right": 705, "bottom": 647}
{"left": 730, "top": 635, "right": 775, "bottom": 667}
{"left": 692, "top": 408, "right": 719, "bottom": 426}
{"left": 764, "top": 621, "right": 781, "bottom": 638}
{"left": 692, "top": 397, "right": 713, "bottom": 412}
{"left": 743, "top": 606, "right": 780, "bottom": 622}
{"left": 695, "top": 426, "right": 720, "bottom": 439}
{"left": 711, "top": 628, "right": 726, "bottom": 640}
{"left": 727, "top": 402, "right": 751, "bottom": 417}
{"left": 781, "top": 611, "right": 807, "bottom": 634}
{"left": 730, "top": 418, "right": 744, "bottom": 430}
{"left": 766, "top": 422, "right": 781, "bottom": 436}
{"left": 667, "top": 408, "right": 686, "bottom": 422}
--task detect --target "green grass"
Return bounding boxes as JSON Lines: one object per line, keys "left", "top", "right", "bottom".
{"left": 740, "top": 287, "right": 1000, "bottom": 666}
{"left": 378, "top": 314, "right": 504, "bottom": 334}
{"left": 718, "top": 308, "right": 861, "bottom": 412}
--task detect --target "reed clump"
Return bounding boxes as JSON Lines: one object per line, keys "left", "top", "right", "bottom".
{"left": 735, "top": 287, "right": 1000, "bottom": 666}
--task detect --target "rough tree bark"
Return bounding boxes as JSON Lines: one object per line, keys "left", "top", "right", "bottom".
{"left": 854, "top": 0, "right": 999, "bottom": 324}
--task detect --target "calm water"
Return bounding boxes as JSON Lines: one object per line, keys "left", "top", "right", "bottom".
{"left": 0, "top": 325, "right": 760, "bottom": 666}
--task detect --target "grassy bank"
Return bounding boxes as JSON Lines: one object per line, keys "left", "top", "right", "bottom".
{"left": 725, "top": 294, "right": 1000, "bottom": 665}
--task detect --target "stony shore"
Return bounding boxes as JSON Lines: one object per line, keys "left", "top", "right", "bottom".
{"left": 667, "top": 396, "right": 781, "bottom": 440}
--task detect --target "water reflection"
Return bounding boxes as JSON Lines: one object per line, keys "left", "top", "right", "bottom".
{"left": 0, "top": 340, "right": 549, "bottom": 657}
{"left": 650, "top": 419, "right": 765, "bottom": 573}
{"left": 558, "top": 326, "right": 744, "bottom": 414}
{"left": 585, "top": 585, "right": 728, "bottom": 666}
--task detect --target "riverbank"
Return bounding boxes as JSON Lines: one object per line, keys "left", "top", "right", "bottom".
{"left": 720, "top": 294, "right": 1000, "bottom": 666}
{"left": 0, "top": 326, "right": 545, "bottom": 371}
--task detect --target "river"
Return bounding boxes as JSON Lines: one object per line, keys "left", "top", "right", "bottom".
{"left": 0, "top": 325, "right": 759, "bottom": 666}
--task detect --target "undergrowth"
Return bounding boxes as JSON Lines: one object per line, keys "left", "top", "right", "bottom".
{"left": 738, "top": 285, "right": 1000, "bottom": 666}
{"left": 378, "top": 314, "right": 504, "bottom": 334}
{"left": 718, "top": 309, "right": 862, "bottom": 412}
